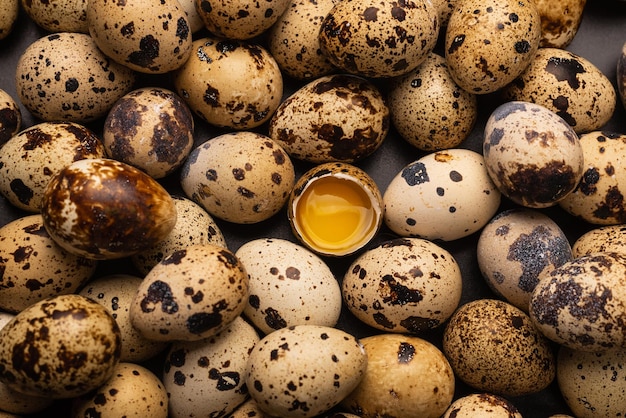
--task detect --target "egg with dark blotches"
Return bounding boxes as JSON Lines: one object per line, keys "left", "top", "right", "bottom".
{"left": 572, "top": 224, "right": 626, "bottom": 258}
{"left": 529, "top": 251, "right": 626, "bottom": 352}
{"left": 533, "top": 0, "right": 586, "bottom": 48}
{"left": 477, "top": 208, "right": 573, "bottom": 312}
{"left": 502, "top": 48, "right": 616, "bottom": 134}
{"left": 559, "top": 131, "right": 626, "bottom": 225}
{"left": 441, "top": 393, "right": 523, "bottom": 418}
{"left": 483, "top": 101, "right": 584, "bottom": 208}
{"left": 0, "top": 89, "right": 20, "bottom": 147}
{"left": 40, "top": 158, "right": 177, "bottom": 260}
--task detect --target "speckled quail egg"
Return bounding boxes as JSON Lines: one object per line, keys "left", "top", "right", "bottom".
{"left": 130, "top": 243, "right": 249, "bottom": 342}
{"left": 0, "top": 380, "right": 53, "bottom": 416}
{"left": 173, "top": 37, "right": 283, "bottom": 130}
{"left": 572, "top": 224, "right": 626, "bottom": 258}
{"left": 502, "top": 48, "right": 616, "bottom": 134}
{"left": 318, "top": 0, "right": 439, "bottom": 78}
{"left": 195, "top": 0, "right": 290, "bottom": 40}
{"left": 269, "top": 74, "right": 389, "bottom": 163}
{"left": 267, "top": 0, "right": 339, "bottom": 80}
{"left": 445, "top": 0, "right": 541, "bottom": 94}
{"left": 72, "top": 362, "right": 168, "bottom": 418}
{"left": 559, "top": 131, "right": 626, "bottom": 224}
{"left": 342, "top": 237, "right": 462, "bottom": 333}
{"left": 383, "top": 148, "right": 501, "bottom": 241}
{"left": 41, "top": 158, "right": 177, "bottom": 260}
{"left": 288, "top": 162, "right": 383, "bottom": 257}
{"left": 532, "top": 0, "right": 586, "bottom": 48}
{"left": 0, "top": 294, "right": 122, "bottom": 399}
{"left": 618, "top": 41, "right": 626, "bottom": 111}
{"left": 103, "top": 87, "right": 195, "bottom": 179}
{"left": 235, "top": 238, "right": 342, "bottom": 334}
{"left": 246, "top": 324, "right": 368, "bottom": 418}
{"left": 341, "top": 333, "right": 455, "bottom": 418}
{"left": 0, "top": 214, "right": 97, "bottom": 313}
{"left": 181, "top": 131, "right": 295, "bottom": 224}
{"left": 163, "top": 316, "right": 260, "bottom": 418}
{"left": 529, "top": 251, "right": 626, "bottom": 352}
{"left": 441, "top": 393, "right": 523, "bottom": 417}
{"left": 79, "top": 274, "right": 169, "bottom": 362}
{"left": 0, "top": 121, "right": 106, "bottom": 212}
{"left": 442, "top": 298, "right": 555, "bottom": 397}
{"left": 131, "top": 195, "right": 227, "bottom": 276}
{"left": 229, "top": 398, "right": 270, "bottom": 418}
{"left": 21, "top": 0, "right": 89, "bottom": 33}
{"left": 87, "top": 0, "right": 192, "bottom": 73}
{"left": 15, "top": 33, "right": 136, "bottom": 123}
{"left": 483, "top": 101, "right": 584, "bottom": 208}
{"left": 0, "top": 0, "right": 18, "bottom": 40}
{"left": 432, "top": 0, "right": 458, "bottom": 28}
{"left": 477, "top": 208, "right": 573, "bottom": 312}
{"left": 0, "top": 89, "right": 20, "bottom": 147}
{"left": 557, "top": 346, "right": 626, "bottom": 418}
{"left": 177, "top": 0, "right": 204, "bottom": 33}
{"left": 387, "top": 52, "right": 478, "bottom": 151}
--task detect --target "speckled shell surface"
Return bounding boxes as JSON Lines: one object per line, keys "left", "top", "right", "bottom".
{"left": 441, "top": 393, "right": 523, "bottom": 418}
{"left": 383, "top": 148, "right": 500, "bottom": 241}
{"left": 477, "top": 208, "right": 573, "bottom": 312}
{"left": 246, "top": 324, "right": 367, "bottom": 417}
{"left": 180, "top": 131, "right": 295, "bottom": 224}
{"left": 173, "top": 37, "right": 283, "bottom": 129}
{"left": 0, "top": 0, "right": 18, "bottom": 40}
{"left": 0, "top": 89, "right": 20, "bottom": 146}
{"left": 388, "top": 52, "right": 477, "bottom": 151}
{"left": 0, "top": 214, "right": 97, "bottom": 313}
{"left": 269, "top": 74, "right": 389, "bottom": 163}
{"left": 318, "top": 0, "right": 439, "bottom": 78}
{"left": 502, "top": 48, "right": 616, "bottom": 134}
{"left": 618, "top": 41, "right": 626, "bottom": 112}
{"left": 87, "top": 0, "right": 192, "bottom": 73}
{"left": 483, "top": 101, "right": 584, "bottom": 208}
{"left": 340, "top": 333, "right": 455, "bottom": 418}
{"left": 22, "top": 0, "right": 89, "bottom": 33}
{"left": 15, "top": 33, "right": 136, "bottom": 123}
{"left": 229, "top": 398, "right": 270, "bottom": 418}
{"left": 0, "top": 121, "right": 105, "bottom": 212}
{"left": 559, "top": 131, "right": 626, "bottom": 225}
{"left": 442, "top": 298, "right": 555, "bottom": 397}
{"left": 533, "top": 0, "right": 586, "bottom": 48}
{"left": 0, "top": 294, "right": 122, "bottom": 399}
{"left": 163, "top": 316, "right": 260, "bottom": 418}
{"left": 40, "top": 158, "right": 177, "bottom": 260}
{"left": 130, "top": 244, "right": 249, "bottom": 342}
{"left": 529, "top": 251, "right": 626, "bottom": 352}
{"left": 572, "top": 224, "right": 626, "bottom": 258}
{"left": 103, "top": 87, "right": 195, "bottom": 179}
{"left": 342, "top": 237, "right": 462, "bottom": 333}
{"left": 444, "top": 0, "right": 541, "bottom": 94}
{"left": 236, "top": 238, "right": 342, "bottom": 334}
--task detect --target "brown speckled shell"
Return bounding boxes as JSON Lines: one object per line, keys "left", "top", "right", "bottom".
{"left": 533, "top": 0, "right": 586, "bottom": 48}
{"left": 442, "top": 393, "right": 523, "bottom": 417}
{"left": 572, "top": 224, "right": 626, "bottom": 258}
{"left": 228, "top": 398, "right": 270, "bottom": 418}
{"left": 0, "top": 89, "right": 20, "bottom": 147}
{"left": 618, "top": 41, "right": 626, "bottom": 112}
{"left": 0, "top": 294, "right": 122, "bottom": 399}
{"left": 40, "top": 158, "right": 177, "bottom": 260}
{"left": 22, "top": 0, "right": 89, "bottom": 33}
{"left": 442, "top": 298, "right": 555, "bottom": 397}
{"left": 0, "top": 0, "right": 18, "bottom": 40}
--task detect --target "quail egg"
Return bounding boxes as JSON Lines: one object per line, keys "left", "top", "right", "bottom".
{"left": 0, "top": 89, "right": 20, "bottom": 147}
{"left": 572, "top": 224, "right": 626, "bottom": 258}
{"left": 21, "top": 0, "right": 89, "bottom": 33}
{"left": 533, "top": 0, "right": 587, "bottom": 48}
{"left": 0, "top": 0, "right": 18, "bottom": 39}
{"left": 441, "top": 393, "right": 523, "bottom": 417}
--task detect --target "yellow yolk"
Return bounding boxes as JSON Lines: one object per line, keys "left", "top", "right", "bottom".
{"left": 295, "top": 176, "right": 377, "bottom": 252}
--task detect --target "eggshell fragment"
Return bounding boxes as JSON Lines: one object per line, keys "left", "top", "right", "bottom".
{"left": 441, "top": 393, "right": 523, "bottom": 417}
{"left": 572, "top": 224, "right": 626, "bottom": 258}
{"left": 0, "top": 89, "right": 20, "bottom": 147}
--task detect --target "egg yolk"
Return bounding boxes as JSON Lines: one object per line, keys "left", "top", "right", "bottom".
{"left": 295, "top": 176, "right": 377, "bottom": 252}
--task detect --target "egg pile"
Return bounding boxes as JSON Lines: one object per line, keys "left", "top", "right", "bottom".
{"left": 1, "top": 0, "right": 626, "bottom": 417}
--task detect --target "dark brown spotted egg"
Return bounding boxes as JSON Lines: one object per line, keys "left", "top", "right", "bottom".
{"left": 483, "top": 101, "right": 584, "bottom": 208}
{"left": 442, "top": 298, "right": 555, "bottom": 397}
{"left": 572, "top": 224, "right": 626, "bottom": 258}
{"left": 383, "top": 148, "right": 501, "bottom": 241}
{"left": 0, "top": 294, "right": 122, "bottom": 399}
{"left": 318, "top": 0, "right": 439, "bottom": 78}
{"left": 0, "top": 0, "right": 18, "bottom": 40}
{"left": 269, "top": 74, "right": 389, "bottom": 163}
{"left": 0, "top": 89, "right": 20, "bottom": 147}
{"left": 22, "top": 0, "right": 89, "bottom": 33}
{"left": 15, "top": 33, "right": 136, "bottom": 123}
{"left": 246, "top": 324, "right": 367, "bottom": 417}
{"left": 235, "top": 238, "right": 342, "bottom": 335}
{"left": 387, "top": 52, "right": 478, "bottom": 151}
{"left": 441, "top": 393, "right": 523, "bottom": 417}
{"left": 229, "top": 398, "right": 270, "bottom": 418}
{"left": 72, "top": 362, "right": 168, "bottom": 417}
{"left": 103, "top": 87, "right": 195, "bottom": 179}
{"left": 477, "top": 208, "right": 573, "bottom": 312}
{"left": 87, "top": 0, "right": 192, "bottom": 73}
{"left": 529, "top": 251, "right": 626, "bottom": 352}
{"left": 558, "top": 131, "right": 626, "bottom": 225}
{"left": 532, "top": 0, "right": 586, "bottom": 48}
{"left": 0, "top": 121, "right": 105, "bottom": 212}
{"left": 40, "top": 158, "right": 177, "bottom": 260}
{"left": 502, "top": 48, "right": 616, "bottom": 134}
{"left": 0, "top": 214, "right": 97, "bottom": 314}
{"left": 445, "top": 0, "right": 541, "bottom": 94}
{"left": 173, "top": 37, "right": 283, "bottom": 130}
{"left": 129, "top": 243, "right": 249, "bottom": 342}
{"left": 163, "top": 316, "right": 260, "bottom": 417}
{"left": 177, "top": 0, "right": 204, "bottom": 33}
{"left": 342, "top": 237, "right": 462, "bottom": 334}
